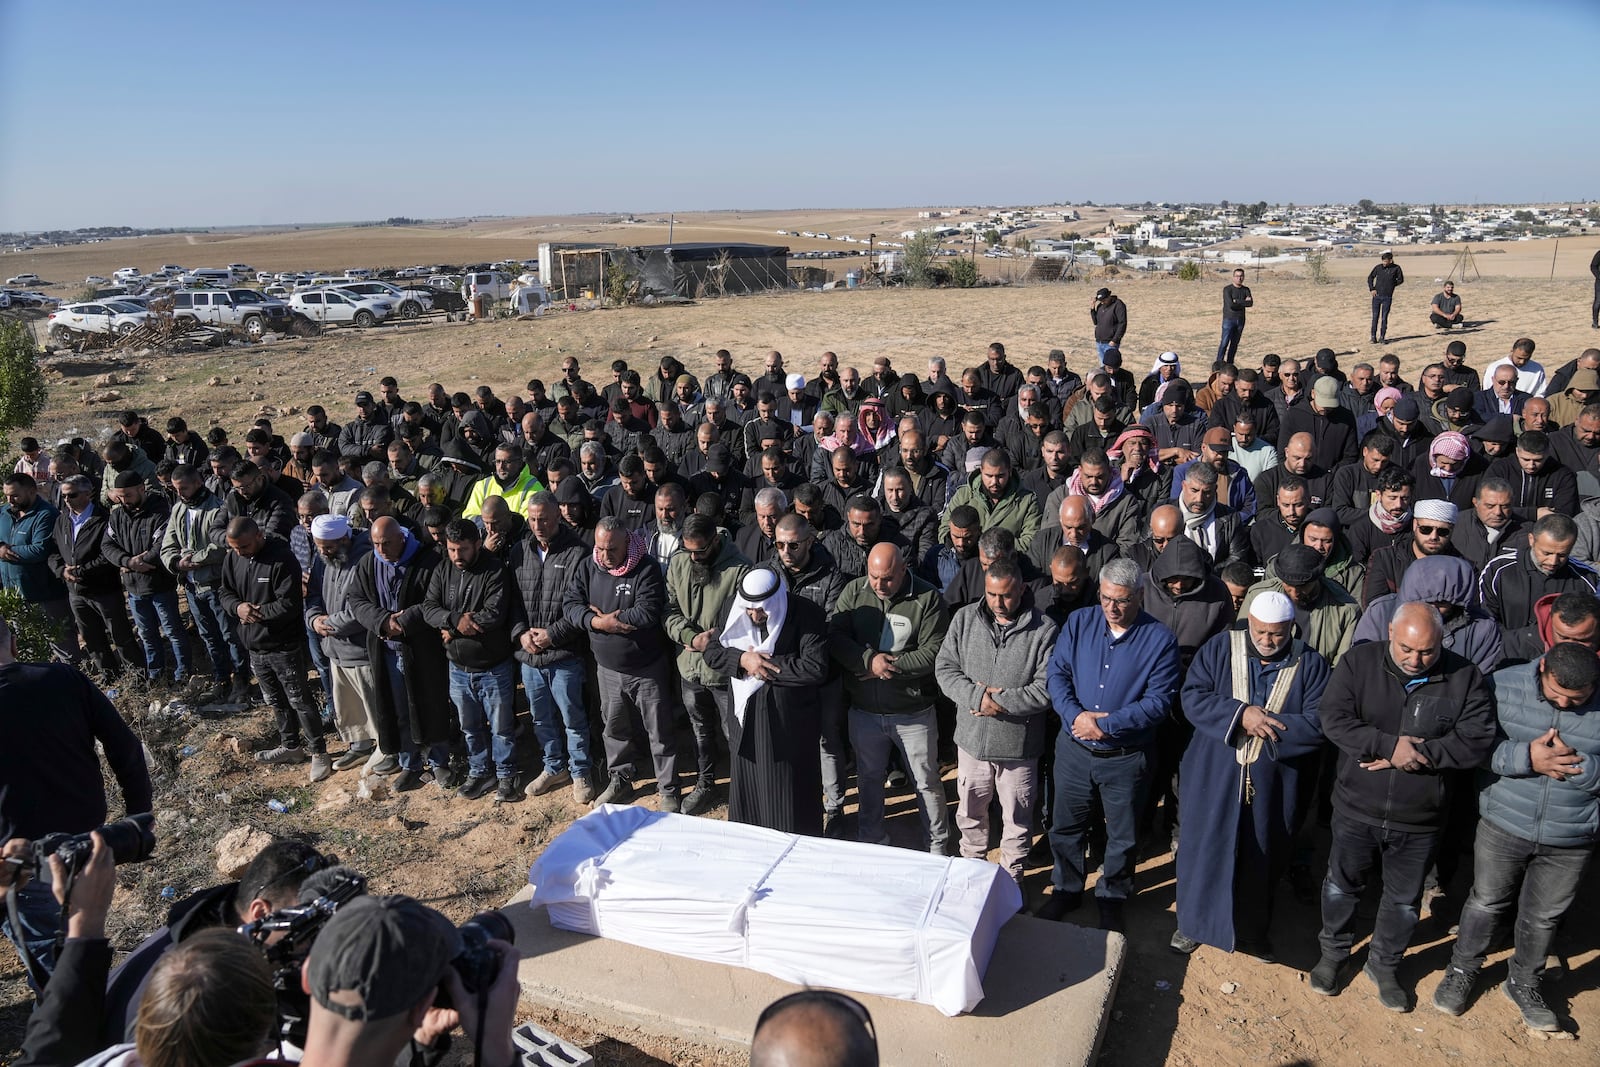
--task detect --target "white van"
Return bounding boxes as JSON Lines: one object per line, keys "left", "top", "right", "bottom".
{"left": 185, "top": 268, "right": 235, "bottom": 287}
{"left": 344, "top": 268, "right": 374, "bottom": 280}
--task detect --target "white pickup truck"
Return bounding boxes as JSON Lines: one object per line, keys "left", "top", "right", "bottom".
{"left": 170, "top": 288, "right": 294, "bottom": 338}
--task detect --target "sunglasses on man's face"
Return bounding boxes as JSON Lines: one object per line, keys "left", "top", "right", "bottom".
{"left": 1415, "top": 524, "right": 1451, "bottom": 536}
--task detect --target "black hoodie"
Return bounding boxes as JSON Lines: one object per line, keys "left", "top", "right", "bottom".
{"left": 1144, "top": 538, "right": 1231, "bottom": 669}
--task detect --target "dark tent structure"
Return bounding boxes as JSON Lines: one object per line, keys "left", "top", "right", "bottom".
{"left": 614, "top": 243, "right": 792, "bottom": 299}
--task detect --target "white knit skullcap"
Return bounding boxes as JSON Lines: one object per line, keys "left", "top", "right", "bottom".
{"left": 1413, "top": 499, "right": 1459, "bottom": 525}
{"left": 1248, "top": 591, "right": 1295, "bottom": 624}
{"left": 310, "top": 514, "right": 350, "bottom": 540}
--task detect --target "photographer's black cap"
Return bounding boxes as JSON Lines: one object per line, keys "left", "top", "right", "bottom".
{"left": 307, "top": 894, "right": 460, "bottom": 1021}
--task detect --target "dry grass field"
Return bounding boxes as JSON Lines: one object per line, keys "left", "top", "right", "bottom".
{"left": 4, "top": 218, "right": 1599, "bottom": 1066}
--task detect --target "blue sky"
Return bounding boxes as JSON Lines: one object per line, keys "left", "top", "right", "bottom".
{"left": 1, "top": 0, "right": 1595, "bottom": 230}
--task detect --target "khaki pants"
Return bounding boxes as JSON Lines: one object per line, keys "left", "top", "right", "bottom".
{"left": 956, "top": 749, "right": 1037, "bottom": 883}
{"left": 330, "top": 661, "right": 382, "bottom": 747}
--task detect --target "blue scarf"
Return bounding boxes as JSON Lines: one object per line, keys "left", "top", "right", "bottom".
{"left": 373, "top": 531, "right": 421, "bottom": 650}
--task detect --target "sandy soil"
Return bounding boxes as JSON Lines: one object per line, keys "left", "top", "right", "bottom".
{"left": 6, "top": 263, "right": 1600, "bottom": 1066}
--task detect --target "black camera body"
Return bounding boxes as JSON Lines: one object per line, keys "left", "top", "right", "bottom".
{"left": 240, "top": 868, "right": 369, "bottom": 1047}
{"left": 25, "top": 813, "right": 157, "bottom": 880}
{"left": 436, "top": 909, "right": 515, "bottom": 1010}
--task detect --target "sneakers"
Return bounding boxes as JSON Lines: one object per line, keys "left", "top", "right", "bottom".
{"left": 495, "top": 777, "right": 521, "bottom": 804}
{"left": 366, "top": 753, "right": 400, "bottom": 776}
{"left": 1431, "top": 965, "right": 1477, "bottom": 1016}
{"left": 1309, "top": 956, "right": 1343, "bottom": 996}
{"left": 393, "top": 768, "right": 427, "bottom": 792}
{"left": 592, "top": 775, "right": 634, "bottom": 807}
{"left": 681, "top": 783, "right": 719, "bottom": 816}
{"left": 308, "top": 753, "right": 333, "bottom": 783}
{"left": 256, "top": 745, "right": 308, "bottom": 765}
{"left": 434, "top": 764, "right": 466, "bottom": 792}
{"left": 1363, "top": 963, "right": 1411, "bottom": 1012}
{"left": 1502, "top": 977, "right": 1560, "bottom": 1031}
{"left": 192, "top": 680, "right": 229, "bottom": 706}
{"left": 333, "top": 746, "right": 373, "bottom": 771}
{"left": 1035, "top": 891, "right": 1081, "bottom": 922}
{"left": 658, "top": 791, "right": 681, "bottom": 814}
{"left": 1097, "top": 899, "right": 1125, "bottom": 934}
{"left": 1170, "top": 930, "right": 1200, "bottom": 955}
{"left": 525, "top": 768, "right": 573, "bottom": 798}
{"left": 571, "top": 775, "right": 597, "bottom": 805}
{"left": 457, "top": 774, "right": 497, "bottom": 800}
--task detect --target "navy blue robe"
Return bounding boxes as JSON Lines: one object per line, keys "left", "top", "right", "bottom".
{"left": 1176, "top": 627, "right": 1329, "bottom": 951}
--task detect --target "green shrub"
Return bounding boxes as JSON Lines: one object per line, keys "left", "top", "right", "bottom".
{"left": 1176, "top": 260, "right": 1203, "bottom": 281}
{"left": 1305, "top": 249, "right": 1331, "bottom": 284}
{"left": 947, "top": 257, "right": 980, "bottom": 288}
{"left": 0, "top": 588, "right": 61, "bottom": 663}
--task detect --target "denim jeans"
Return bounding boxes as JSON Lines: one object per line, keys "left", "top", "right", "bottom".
{"left": 1096, "top": 341, "right": 1118, "bottom": 361}
{"left": 128, "top": 590, "right": 192, "bottom": 681}
{"left": 1217, "top": 317, "right": 1245, "bottom": 364}
{"left": 1318, "top": 812, "right": 1438, "bottom": 969}
{"left": 0, "top": 879, "right": 60, "bottom": 994}
{"left": 1370, "top": 295, "right": 1393, "bottom": 340}
{"left": 1049, "top": 736, "right": 1150, "bottom": 901}
{"left": 381, "top": 647, "right": 450, "bottom": 773}
{"left": 183, "top": 582, "right": 245, "bottom": 681}
{"left": 449, "top": 660, "right": 518, "bottom": 779}
{"left": 521, "top": 658, "right": 590, "bottom": 778}
{"left": 1449, "top": 819, "right": 1594, "bottom": 983}
{"left": 815, "top": 676, "right": 848, "bottom": 812}
{"left": 848, "top": 706, "right": 949, "bottom": 853}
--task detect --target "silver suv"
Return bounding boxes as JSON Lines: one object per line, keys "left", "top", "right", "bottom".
{"left": 171, "top": 288, "right": 293, "bottom": 339}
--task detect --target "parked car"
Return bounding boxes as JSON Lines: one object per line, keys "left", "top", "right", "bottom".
{"left": 227, "top": 263, "right": 254, "bottom": 275}
{"left": 158, "top": 264, "right": 186, "bottom": 274}
{"left": 112, "top": 268, "right": 142, "bottom": 283}
{"left": 47, "top": 301, "right": 150, "bottom": 340}
{"left": 1, "top": 288, "right": 56, "bottom": 308}
{"left": 334, "top": 280, "right": 434, "bottom": 319}
{"left": 84, "top": 275, "right": 110, "bottom": 286}
{"left": 460, "top": 270, "right": 512, "bottom": 302}
{"left": 288, "top": 287, "right": 393, "bottom": 328}
{"left": 171, "top": 288, "right": 292, "bottom": 338}
{"left": 6, "top": 273, "right": 42, "bottom": 286}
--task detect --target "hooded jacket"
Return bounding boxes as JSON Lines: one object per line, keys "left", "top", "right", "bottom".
{"left": 772, "top": 540, "right": 848, "bottom": 615}
{"left": 1361, "top": 537, "right": 1463, "bottom": 610}
{"left": 1240, "top": 576, "right": 1361, "bottom": 666}
{"left": 1480, "top": 660, "right": 1600, "bottom": 848}
{"left": 159, "top": 486, "right": 229, "bottom": 587}
{"left": 1352, "top": 556, "right": 1504, "bottom": 675}
{"left": 936, "top": 599, "right": 1058, "bottom": 761}
{"left": 1144, "top": 538, "right": 1232, "bottom": 670}
{"left": 1319, "top": 641, "right": 1495, "bottom": 833}
{"left": 939, "top": 476, "right": 1043, "bottom": 546}
{"left": 664, "top": 535, "right": 750, "bottom": 687}
{"left": 829, "top": 571, "right": 949, "bottom": 716}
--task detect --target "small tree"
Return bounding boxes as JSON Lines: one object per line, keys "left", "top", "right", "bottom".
{"left": 1304, "top": 249, "right": 1331, "bottom": 285}
{"left": 0, "top": 320, "right": 49, "bottom": 456}
{"left": 902, "top": 231, "right": 940, "bottom": 289}
{"left": 981, "top": 228, "right": 1001, "bottom": 247}
{"left": 1176, "top": 260, "right": 1203, "bottom": 281}
{"left": 947, "top": 257, "right": 980, "bottom": 288}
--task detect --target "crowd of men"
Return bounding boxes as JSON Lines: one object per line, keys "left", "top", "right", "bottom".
{"left": 3, "top": 322, "right": 1600, "bottom": 1035}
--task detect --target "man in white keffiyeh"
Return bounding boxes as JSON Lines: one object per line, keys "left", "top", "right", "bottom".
{"left": 702, "top": 567, "right": 832, "bottom": 834}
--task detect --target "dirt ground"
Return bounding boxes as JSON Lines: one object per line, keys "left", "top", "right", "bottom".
{"left": 5, "top": 257, "right": 1600, "bottom": 1065}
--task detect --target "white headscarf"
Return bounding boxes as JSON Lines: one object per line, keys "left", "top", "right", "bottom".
{"left": 721, "top": 567, "right": 789, "bottom": 727}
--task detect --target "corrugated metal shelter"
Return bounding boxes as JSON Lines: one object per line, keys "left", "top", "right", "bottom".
{"left": 612, "top": 243, "right": 792, "bottom": 299}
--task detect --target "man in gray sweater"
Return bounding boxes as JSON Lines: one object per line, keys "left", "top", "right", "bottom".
{"left": 934, "top": 558, "right": 1059, "bottom": 886}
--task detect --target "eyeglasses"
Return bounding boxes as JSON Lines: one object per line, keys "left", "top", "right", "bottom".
{"left": 1099, "top": 593, "right": 1136, "bottom": 608}
{"left": 774, "top": 539, "right": 811, "bottom": 552}
{"left": 1415, "top": 524, "right": 1452, "bottom": 536}
{"left": 755, "top": 989, "right": 877, "bottom": 1051}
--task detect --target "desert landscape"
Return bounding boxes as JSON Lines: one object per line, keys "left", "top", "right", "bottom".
{"left": 3, "top": 216, "right": 1599, "bottom": 1066}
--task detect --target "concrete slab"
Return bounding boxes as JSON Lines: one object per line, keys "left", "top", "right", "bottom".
{"left": 507, "top": 885, "right": 1124, "bottom": 1067}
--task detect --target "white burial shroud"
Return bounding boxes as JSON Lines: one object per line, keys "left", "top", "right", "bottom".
{"left": 527, "top": 805, "right": 1022, "bottom": 1016}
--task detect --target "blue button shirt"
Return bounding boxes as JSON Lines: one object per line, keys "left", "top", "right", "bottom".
{"left": 1047, "top": 606, "right": 1180, "bottom": 751}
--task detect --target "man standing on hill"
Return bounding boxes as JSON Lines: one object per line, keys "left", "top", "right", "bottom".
{"left": 1218, "top": 268, "right": 1254, "bottom": 364}
{"left": 1090, "top": 288, "right": 1128, "bottom": 360}
{"left": 1368, "top": 251, "right": 1404, "bottom": 345}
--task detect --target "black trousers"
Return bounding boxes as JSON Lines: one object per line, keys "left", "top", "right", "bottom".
{"left": 69, "top": 590, "right": 141, "bottom": 675}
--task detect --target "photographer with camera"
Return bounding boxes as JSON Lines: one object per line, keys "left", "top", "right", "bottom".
{"left": 297, "top": 894, "right": 520, "bottom": 1067}
{"left": 102, "top": 840, "right": 332, "bottom": 1046}
{"left": 0, "top": 614, "right": 152, "bottom": 991}
{"left": 11, "top": 831, "right": 116, "bottom": 1065}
